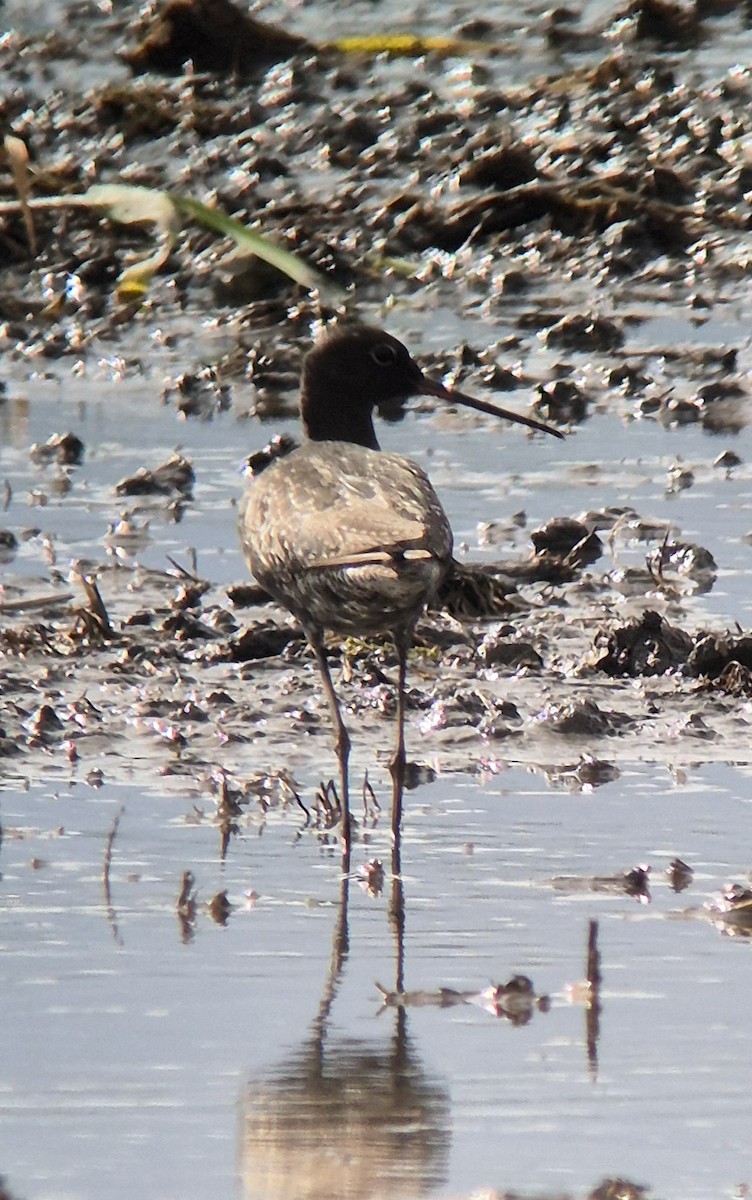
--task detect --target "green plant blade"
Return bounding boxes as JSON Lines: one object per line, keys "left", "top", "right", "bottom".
{"left": 170, "top": 193, "right": 342, "bottom": 297}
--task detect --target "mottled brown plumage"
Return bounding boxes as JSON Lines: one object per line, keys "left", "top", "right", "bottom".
{"left": 239, "top": 325, "right": 561, "bottom": 852}
{"left": 240, "top": 441, "right": 452, "bottom": 636}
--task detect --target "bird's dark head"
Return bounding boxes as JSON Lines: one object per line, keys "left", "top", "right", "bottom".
{"left": 300, "top": 323, "right": 564, "bottom": 448}
{"left": 301, "top": 325, "right": 424, "bottom": 448}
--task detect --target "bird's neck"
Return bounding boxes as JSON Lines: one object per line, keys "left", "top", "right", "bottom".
{"left": 302, "top": 396, "right": 381, "bottom": 450}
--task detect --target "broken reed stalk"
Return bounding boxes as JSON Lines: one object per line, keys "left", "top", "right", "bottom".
{"left": 3, "top": 134, "right": 37, "bottom": 255}
{"left": 79, "top": 573, "right": 113, "bottom": 638}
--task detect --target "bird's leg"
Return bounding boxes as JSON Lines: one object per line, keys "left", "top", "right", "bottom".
{"left": 305, "top": 625, "right": 352, "bottom": 852}
{"left": 389, "top": 628, "right": 411, "bottom": 841}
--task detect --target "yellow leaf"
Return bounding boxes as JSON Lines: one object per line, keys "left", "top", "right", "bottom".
{"left": 329, "top": 34, "right": 478, "bottom": 55}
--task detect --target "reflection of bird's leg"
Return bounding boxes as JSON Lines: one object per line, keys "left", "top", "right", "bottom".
{"left": 311, "top": 867, "right": 351, "bottom": 1060}
{"left": 389, "top": 628, "right": 411, "bottom": 840}
{"left": 305, "top": 623, "right": 351, "bottom": 851}
{"left": 390, "top": 820, "right": 405, "bottom": 989}
{"left": 388, "top": 629, "right": 408, "bottom": 968}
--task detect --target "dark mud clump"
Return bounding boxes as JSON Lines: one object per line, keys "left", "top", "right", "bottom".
{"left": 123, "top": 0, "right": 311, "bottom": 75}
{"left": 593, "top": 610, "right": 694, "bottom": 676}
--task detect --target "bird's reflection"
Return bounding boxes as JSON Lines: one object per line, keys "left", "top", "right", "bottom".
{"left": 239, "top": 824, "right": 450, "bottom": 1200}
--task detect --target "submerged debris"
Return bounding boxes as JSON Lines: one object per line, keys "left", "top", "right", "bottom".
{"left": 666, "top": 857, "right": 694, "bottom": 892}
{"left": 530, "top": 517, "right": 602, "bottom": 567}
{"left": 532, "top": 699, "right": 632, "bottom": 737}
{"left": 397, "top": 175, "right": 698, "bottom": 253}
{"left": 688, "top": 632, "right": 752, "bottom": 687}
{"left": 551, "top": 864, "right": 652, "bottom": 904}
{"left": 545, "top": 313, "right": 625, "bottom": 353}
{"left": 376, "top": 974, "right": 550, "bottom": 1024}
{"left": 0, "top": 529, "right": 18, "bottom": 562}
{"left": 588, "top": 1179, "right": 651, "bottom": 1200}
{"left": 116, "top": 452, "right": 195, "bottom": 497}
{"left": 705, "top": 882, "right": 752, "bottom": 937}
{"left": 29, "top": 431, "right": 85, "bottom": 466}
{"left": 105, "top": 514, "right": 151, "bottom": 557}
{"left": 534, "top": 378, "right": 591, "bottom": 424}
{"left": 433, "top": 561, "right": 520, "bottom": 619}
{"left": 593, "top": 610, "right": 694, "bottom": 677}
{"left": 208, "top": 889, "right": 232, "bottom": 925}
{"left": 225, "top": 621, "right": 300, "bottom": 660}
{"left": 163, "top": 367, "right": 231, "bottom": 420}
{"left": 540, "top": 756, "right": 621, "bottom": 791}
{"left": 243, "top": 434, "right": 298, "bottom": 478}
{"left": 432, "top": 536, "right": 591, "bottom": 618}
{"left": 476, "top": 630, "right": 542, "bottom": 671}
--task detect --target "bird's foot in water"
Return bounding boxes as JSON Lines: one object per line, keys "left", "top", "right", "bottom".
{"left": 314, "top": 777, "right": 342, "bottom": 828}
{"left": 314, "top": 777, "right": 355, "bottom": 843}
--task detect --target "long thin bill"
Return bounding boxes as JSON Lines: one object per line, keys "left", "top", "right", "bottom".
{"left": 418, "top": 376, "right": 565, "bottom": 439}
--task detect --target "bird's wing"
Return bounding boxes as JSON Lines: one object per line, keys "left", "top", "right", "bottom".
{"left": 240, "top": 444, "right": 452, "bottom": 581}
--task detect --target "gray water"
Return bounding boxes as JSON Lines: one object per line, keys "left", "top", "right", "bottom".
{"left": 1, "top": 762, "right": 751, "bottom": 1199}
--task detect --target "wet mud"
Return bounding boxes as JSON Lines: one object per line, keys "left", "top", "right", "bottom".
{"left": 1, "top": 514, "right": 751, "bottom": 798}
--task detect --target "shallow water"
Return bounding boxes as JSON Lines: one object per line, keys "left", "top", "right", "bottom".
{"left": 1, "top": 763, "right": 751, "bottom": 1200}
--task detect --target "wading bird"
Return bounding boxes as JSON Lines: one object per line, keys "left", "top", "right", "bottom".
{"left": 239, "top": 325, "right": 562, "bottom": 850}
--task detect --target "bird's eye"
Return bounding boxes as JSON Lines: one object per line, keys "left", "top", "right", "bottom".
{"left": 370, "top": 342, "right": 399, "bottom": 367}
